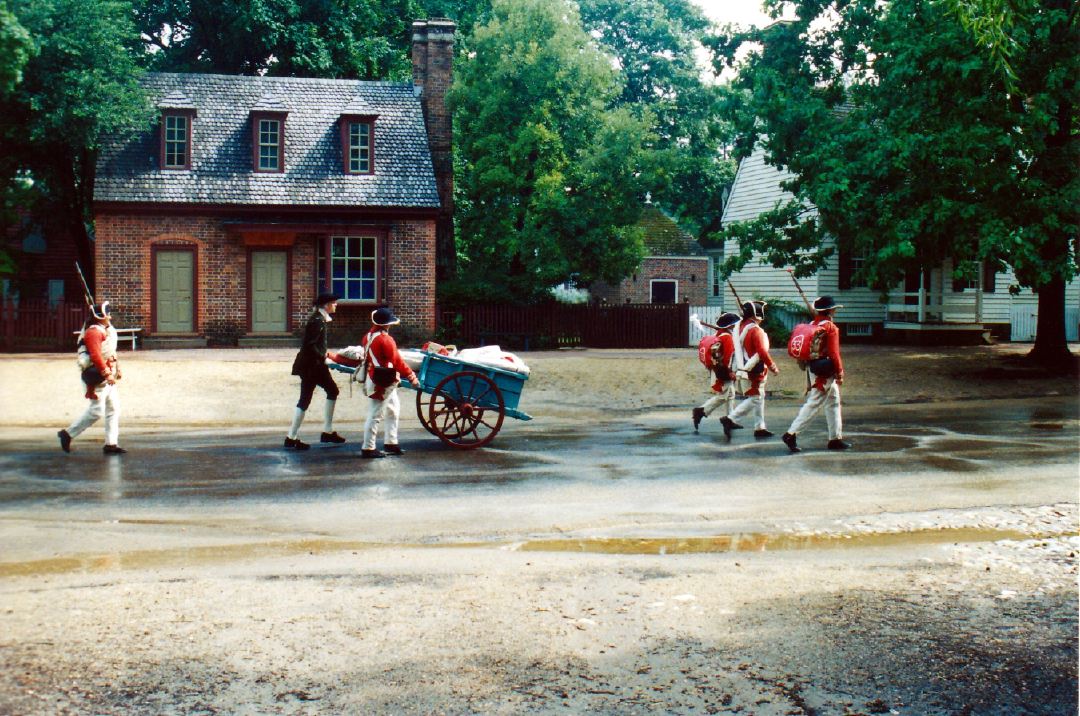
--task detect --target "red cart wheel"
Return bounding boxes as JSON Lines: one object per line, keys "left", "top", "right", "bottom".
{"left": 427, "top": 371, "right": 505, "bottom": 449}
{"left": 415, "top": 390, "right": 439, "bottom": 435}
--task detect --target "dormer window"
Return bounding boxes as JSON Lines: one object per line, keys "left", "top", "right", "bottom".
{"left": 251, "top": 111, "right": 287, "bottom": 173}
{"left": 339, "top": 115, "right": 376, "bottom": 175}
{"left": 161, "top": 110, "right": 195, "bottom": 170}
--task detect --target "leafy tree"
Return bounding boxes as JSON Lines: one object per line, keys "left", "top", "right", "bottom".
{"left": 707, "top": 0, "right": 1078, "bottom": 365}
{"left": 134, "top": 0, "right": 422, "bottom": 79}
{"left": 577, "top": 0, "right": 736, "bottom": 242}
{"left": 0, "top": 3, "right": 33, "bottom": 95}
{"left": 416, "top": 0, "right": 491, "bottom": 41}
{"left": 448, "top": 0, "right": 652, "bottom": 303}
{"left": 1, "top": 0, "right": 152, "bottom": 283}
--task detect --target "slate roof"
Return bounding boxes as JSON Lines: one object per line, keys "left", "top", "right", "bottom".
{"left": 638, "top": 205, "right": 705, "bottom": 257}
{"left": 95, "top": 73, "right": 440, "bottom": 209}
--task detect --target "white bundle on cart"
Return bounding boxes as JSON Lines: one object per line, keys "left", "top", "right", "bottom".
{"left": 454, "top": 345, "right": 530, "bottom": 376}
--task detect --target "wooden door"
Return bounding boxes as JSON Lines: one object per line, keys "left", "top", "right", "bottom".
{"left": 156, "top": 250, "right": 194, "bottom": 333}
{"left": 251, "top": 251, "right": 288, "bottom": 333}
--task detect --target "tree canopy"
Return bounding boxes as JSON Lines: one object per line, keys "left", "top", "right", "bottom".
{"left": 447, "top": 0, "right": 652, "bottom": 303}
{"left": 134, "top": 0, "right": 421, "bottom": 79}
{"left": 707, "top": 0, "right": 1078, "bottom": 363}
{"left": 577, "top": 0, "right": 737, "bottom": 244}
{"left": 1, "top": 0, "right": 152, "bottom": 278}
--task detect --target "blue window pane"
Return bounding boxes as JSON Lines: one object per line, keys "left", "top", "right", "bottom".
{"left": 361, "top": 282, "right": 375, "bottom": 301}
{"left": 332, "top": 279, "right": 346, "bottom": 296}
{"left": 332, "top": 259, "right": 346, "bottom": 278}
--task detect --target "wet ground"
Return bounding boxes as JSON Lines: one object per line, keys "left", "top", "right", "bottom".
{"left": 0, "top": 396, "right": 1077, "bottom": 714}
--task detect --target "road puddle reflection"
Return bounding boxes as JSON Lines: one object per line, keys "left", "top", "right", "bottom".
{"left": 2, "top": 528, "right": 1073, "bottom": 577}
{"left": 518, "top": 528, "right": 1065, "bottom": 555}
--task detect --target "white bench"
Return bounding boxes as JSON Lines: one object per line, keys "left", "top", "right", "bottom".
{"left": 72, "top": 327, "right": 142, "bottom": 350}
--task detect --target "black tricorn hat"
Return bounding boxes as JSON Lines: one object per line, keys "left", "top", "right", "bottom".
{"left": 813, "top": 296, "right": 843, "bottom": 312}
{"left": 741, "top": 300, "right": 767, "bottom": 319}
{"left": 716, "top": 312, "right": 741, "bottom": 329}
{"left": 315, "top": 291, "right": 339, "bottom": 307}
{"left": 371, "top": 307, "right": 401, "bottom": 326}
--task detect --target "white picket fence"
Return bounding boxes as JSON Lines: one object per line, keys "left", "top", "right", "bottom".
{"left": 1010, "top": 305, "right": 1079, "bottom": 342}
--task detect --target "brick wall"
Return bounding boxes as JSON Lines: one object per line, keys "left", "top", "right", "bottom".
{"left": 591, "top": 258, "right": 709, "bottom": 305}
{"left": 94, "top": 211, "right": 436, "bottom": 345}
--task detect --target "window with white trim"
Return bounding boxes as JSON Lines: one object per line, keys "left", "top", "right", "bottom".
{"left": 318, "top": 236, "right": 378, "bottom": 301}
{"left": 258, "top": 119, "right": 281, "bottom": 171}
{"left": 650, "top": 279, "right": 678, "bottom": 304}
{"left": 164, "top": 114, "right": 189, "bottom": 169}
{"left": 348, "top": 122, "right": 371, "bottom": 174}
{"left": 711, "top": 255, "right": 722, "bottom": 297}
{"left": 849, "top": 247, "right": 870, "bottom": 288}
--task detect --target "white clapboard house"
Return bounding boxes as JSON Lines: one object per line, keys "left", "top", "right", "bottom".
{"left": 702, "top": 146, "right": 1079, "bottom": 344}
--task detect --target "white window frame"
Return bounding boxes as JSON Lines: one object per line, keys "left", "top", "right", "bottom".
{"left": 258, "top": 118, "right": 281, "bottom": 171}
{"left": 849, "top": 247, "right": 871, "bottom": 289}
{"left": 318, "top": 235, "right": 379, "bottom": 302}
{"left": 164, "top": 114, "right": 189, "bottom": 169}
{"left": 711, "top": 255, "right": 722, "bottom": 297}
{"left": 348, "top": 122, "right": 371, "bottom": 174}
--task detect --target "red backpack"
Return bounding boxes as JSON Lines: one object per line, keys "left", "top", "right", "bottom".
{"left": 698, "top": 335, "right": 721, "bottom": 370}
{"left": 787, "top": 321, "right": 827, "bottom": 363}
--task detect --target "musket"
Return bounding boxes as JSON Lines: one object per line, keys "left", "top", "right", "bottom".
{"left": 75, "top": 261, "right": 95, "bottom": 309}
{"left": 726, "top": 280, "right": 745, "bottom": 310}
{"left": 786, "top": 268, "right": 814, "bottom": 315}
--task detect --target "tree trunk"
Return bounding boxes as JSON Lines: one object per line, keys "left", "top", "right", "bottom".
{"left": 1028, "top": 275, "right": 1074, "bottom": 367}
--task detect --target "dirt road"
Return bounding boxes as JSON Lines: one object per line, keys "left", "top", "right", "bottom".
{"left": 0, "top": 345, "right": 1076, "bottom": 715}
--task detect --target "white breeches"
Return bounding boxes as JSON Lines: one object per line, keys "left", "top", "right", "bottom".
{"left": 728, "top": 375, "right": 768, "bottom": 430}
{"left": 700, "top": 381, "right": 734, "bottom": 417}
{"left": 788, "top": 378, "right": 842, "bottom": 439}
{"left": 68, "top": 383, "right": 120, "bottom": 445}
{"left": 363, "top": 383, "right": 400, "bottom": 450}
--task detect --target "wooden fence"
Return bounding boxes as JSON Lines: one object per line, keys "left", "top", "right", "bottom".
{"left": 0, "top": 299, "right": 87, "bottom": 351}
{"left": 444, "top": 303, "right": 689, "bottom": 349}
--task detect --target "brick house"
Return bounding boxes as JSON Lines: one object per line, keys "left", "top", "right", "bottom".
{"left": 590, "top": 205, "right": 709, "bottom": 305}
{"left": 92, "top": 19, "right": 455, "bottom": 346}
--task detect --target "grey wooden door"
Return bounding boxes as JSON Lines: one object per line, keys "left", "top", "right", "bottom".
{"left": 251, "top": 251, "right": 288, "bottom": 332}
{"left": 156, "top": 250, "right": 194, "bottom": 333}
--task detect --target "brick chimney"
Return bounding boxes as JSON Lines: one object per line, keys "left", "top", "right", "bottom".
{"left": 412, "top": 18, "right": 455, "bottom": 281}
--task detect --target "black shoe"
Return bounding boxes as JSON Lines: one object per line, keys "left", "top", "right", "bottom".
{"left": 719, "top": 416, "right": 735, "bottom": 438}
{"left": 384, "top": 444, "right": 404, "bottom": 456}
{"left": 729, "top": 421, "right": 745, "bottom": 430}
{"left": 103, "top": 444, "right": 127, "bottom": 455}
{"left": 284, "top": 437, "right": 310, "bottom": 451}
{"left": 827, "top": 439, "right": 852, "bottom": 451}
{"left": 320, "top": 431, "right": 346, "bottom": 444}
{"left": 58, "top": 430, "right": 71, "bottom": 453}
{"left": 754, "top": 429, "right": 774, "bottom": 439}
{"left": 692, "top": 407, "right": 705, "bottom": 432}
{"left": 782, "top": 432, "right": 800, "bottom": 453}
{"left": 361, "top": 449, "right": 386, "bottom": 459}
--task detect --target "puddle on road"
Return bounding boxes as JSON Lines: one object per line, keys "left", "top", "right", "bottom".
{"left": 3, "top": 527, "right": 1074, "bottom": 578}
{"left": 518, "top": 527, "right": 1069, "bottom": 555}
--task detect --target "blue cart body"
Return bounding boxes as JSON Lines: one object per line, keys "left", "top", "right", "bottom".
{"left": 416, "top": 353, "right": 531, "bottom": 421}
{"left": 329, "top": 352, "right": 531, "bottom": 421}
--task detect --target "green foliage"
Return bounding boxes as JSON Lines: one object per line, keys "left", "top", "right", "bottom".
{"left": 706, "top": 0, "right": 1078, "bottom": 359}
{"left": 0, "top": 4, "right": 33, "bottom": 96}
{"left": 450, "top": 0, "right": 651, "bottom": 304}
{"left": 134, "top": 0, "right": 422, "bottom": 79}
{"left": 1, "top": 0, "right": 152, "bottom": 266}
{"left": 577, "top": 0, "right": 737, "bottom": 242}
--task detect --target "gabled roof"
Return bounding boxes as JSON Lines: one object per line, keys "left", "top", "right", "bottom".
{"left": 638, "top": 205, "right": 705, "bottom": 257}
{"left": 95, "top": 72, "right": 440, "bottom": 209}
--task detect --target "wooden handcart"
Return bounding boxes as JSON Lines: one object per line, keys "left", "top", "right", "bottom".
{"left": 330, "top": 352, "right": 531, "bottom": 449}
